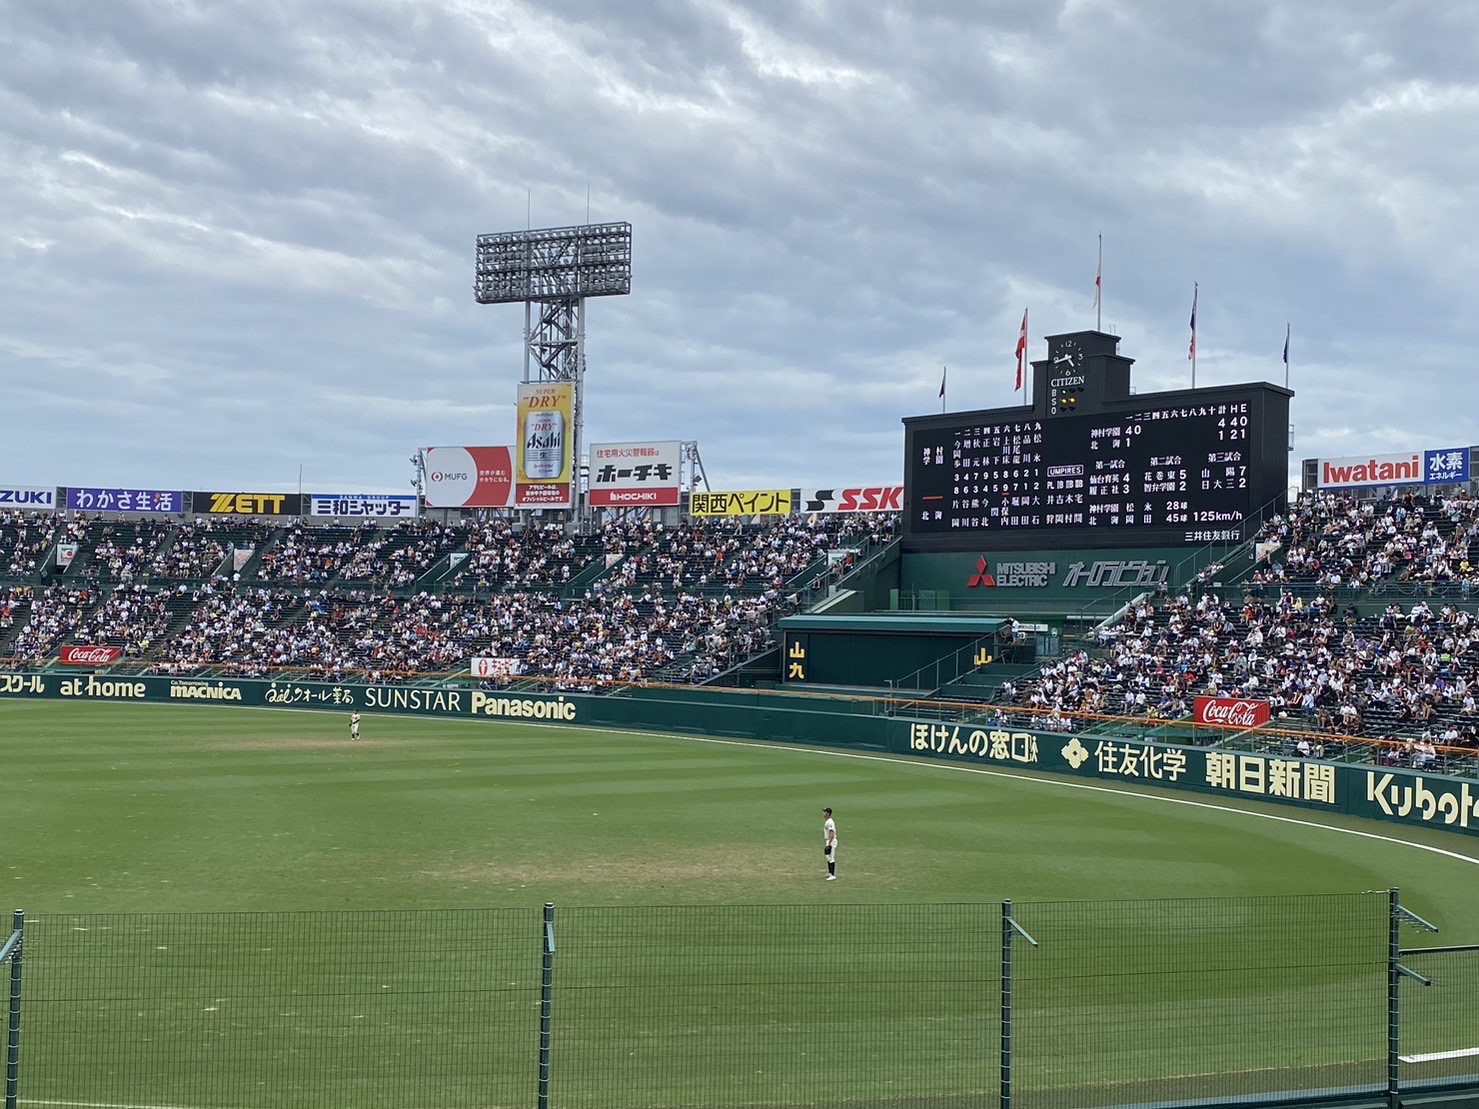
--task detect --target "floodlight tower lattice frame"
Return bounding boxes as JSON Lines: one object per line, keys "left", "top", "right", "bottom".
{"left": 475, "top": 222, "right": 632, "bottom": 522}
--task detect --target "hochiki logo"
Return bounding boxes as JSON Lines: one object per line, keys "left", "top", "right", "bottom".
{"left": 967, "top": 557, "right": 996, "bottom": 588}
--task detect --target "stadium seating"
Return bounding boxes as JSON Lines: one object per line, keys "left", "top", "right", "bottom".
{"left": 13, "top": 492, "right": 1477, "bottom": 771}
{"left": 0, "top": 514, "right": 894, "bottom": 691}
{"left": 1000, "top": 490, "right": 1479, "bottom": 771}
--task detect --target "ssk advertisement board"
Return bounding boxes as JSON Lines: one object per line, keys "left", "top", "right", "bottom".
{"left": 799, "top": 486, "right": 904, "bottom": 513}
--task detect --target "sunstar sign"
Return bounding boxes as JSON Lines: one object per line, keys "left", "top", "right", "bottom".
{"left": 1317, "top": 448, "right": 1470, "bottom": 489}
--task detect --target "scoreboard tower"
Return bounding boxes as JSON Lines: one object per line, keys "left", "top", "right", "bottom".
{"left": 902, "top": 331, "right": 1292, "bottom": 553}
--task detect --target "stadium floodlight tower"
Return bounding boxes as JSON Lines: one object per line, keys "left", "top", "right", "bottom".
{"left": 475, "top": 221, "right": 632, "bottom": 525}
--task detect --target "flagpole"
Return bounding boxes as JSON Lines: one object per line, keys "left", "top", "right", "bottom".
{"left": 1015, "top": 309, "right": 1028, "bottom": 394}
{"left": 1188, "top": 282, "right": 1199, "bottom": 389}
{"left": 1095, "top": 234, "right": 1102, "bottom": 332}
{"left": 1283, "top": 322, "right": 1291, "bottom": 390}
{"left": 941, "top": 365, "right": 946, "bottom": 413}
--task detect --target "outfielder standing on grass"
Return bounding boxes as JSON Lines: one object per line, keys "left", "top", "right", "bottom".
{"left": 350, "top": 711, "right": 361, "bottom": 741}
{"left": 823, "top": 807, "right": 837, "bottom": 880}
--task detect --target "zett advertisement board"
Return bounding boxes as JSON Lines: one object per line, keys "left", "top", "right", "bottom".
{"left": 515, "top": 382, "right": 574, "bottom": 509}
{"left": 190, "top": 491, "right": 305, "bottom": 516}
{"left": 589, "top": 441, "right": 681, "bottom": 507}
{"left": 420, "top": 447, "right": 516, "bottom": 509}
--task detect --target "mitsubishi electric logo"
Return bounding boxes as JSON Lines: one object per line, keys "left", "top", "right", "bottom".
{"left": 967, "top": 558, "right": 1058, "bottom": 588}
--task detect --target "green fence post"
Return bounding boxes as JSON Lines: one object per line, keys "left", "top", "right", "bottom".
{"left": 4, "top": 909, "right": 22, "bottom": 1109}
{"left": 999, "top": 900, "right": 1039, "bottom": 1109}
{"left": 538, "top": 903, "right": 555, "bottom": 1109}
{"left": 1000, "top": 899, "right": 1013, "bottom": 1109}
{"left": 1387, "top": 888, "right": 1400, "bottom": 1109}
{"left": 1388, "top": 888, "right": 1441, "bottom": 1108}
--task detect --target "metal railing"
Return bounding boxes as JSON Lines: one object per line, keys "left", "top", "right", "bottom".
{"left": 3, "top": 894, "right": 1471, "bottom": 1109}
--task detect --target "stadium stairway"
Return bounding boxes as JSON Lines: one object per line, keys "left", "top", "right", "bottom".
{"left": 933, "top": 659, "right": 1041, "bottom": 703}
{"left": 560, "top": 550, "right": 614, "bottom": 599}
{"left": 60, "top": 518, "right": 112, "bottom": 580}
{"left": 0, "top": 589, "right": 35, "bottom": 658}
{"left": 147, "top": 523, "right": 184, "bottom": 576}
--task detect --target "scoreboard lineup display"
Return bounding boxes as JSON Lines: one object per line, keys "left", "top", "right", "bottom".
{"left": 912, "top": 401, "right": 1255, "bottom": 532}
{"left": 902, "top": 330, "right": 1292, "bottom": 553}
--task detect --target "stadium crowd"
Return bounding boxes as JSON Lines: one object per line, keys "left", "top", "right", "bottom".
{"left": 17, "top": 487, "right": 1479, "bottom": 764}
{"left": 1001, "top": 490, "right": 1479, "bottom": 765}
{"left": 1, "top": 511, "right": 893, "bottom": 686}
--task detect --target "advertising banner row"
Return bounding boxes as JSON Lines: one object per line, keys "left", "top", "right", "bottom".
{"left": 690, "top": 486, "right": 905, "bottom": 517}
{"left": 420, "top": 435, "right": 683, "bottom": 511}
{"left": 1, "top": 671, "right": 1475, "bottom": 840}
{"left": 1, "top": 479, "right": 906, "bottom": 518}
{"left": 0, "top": 486, "right": 421, "bottom": 517}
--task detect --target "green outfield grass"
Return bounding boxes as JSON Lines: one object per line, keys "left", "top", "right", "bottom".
{"left": 3, "top": 699, "right": 1479, "bottom": 1108}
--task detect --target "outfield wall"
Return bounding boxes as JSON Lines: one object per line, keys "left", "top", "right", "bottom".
{"left": 3, "top": 672, "right": 1477, "bottom": 841}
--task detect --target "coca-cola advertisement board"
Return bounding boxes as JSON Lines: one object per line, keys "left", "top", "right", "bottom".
{"left": 471, "top": 656, "right": 522, "bottom": 679}
{"left": 60, "top": 646, "right": 122, "bottom": 666}
{"left": 1193, "top": 696, "right": 1271, "bottom": 729}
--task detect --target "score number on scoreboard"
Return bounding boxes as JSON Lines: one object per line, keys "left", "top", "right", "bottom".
{"left": 910, "top": 401, "right": 1255, "bottom": 541}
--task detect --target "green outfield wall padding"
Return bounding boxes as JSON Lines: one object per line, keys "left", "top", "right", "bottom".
{"left": 1, "top": 672, "right": 1475, "bottom": 840}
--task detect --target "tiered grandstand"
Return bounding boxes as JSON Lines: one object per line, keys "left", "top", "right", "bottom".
{"left": 0, "top": 510, "right": 897, "bottom": 689}
{"left": 8, "top": 492, "right": 1479, "bottom": 772}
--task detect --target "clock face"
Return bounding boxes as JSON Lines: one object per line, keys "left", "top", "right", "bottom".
{"left": 1051, "top": 338, "right": 1083, "bottom": 370}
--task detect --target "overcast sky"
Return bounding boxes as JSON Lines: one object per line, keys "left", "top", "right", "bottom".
{"left": 3, "top": 0, "right": 1477, "bottom": 496}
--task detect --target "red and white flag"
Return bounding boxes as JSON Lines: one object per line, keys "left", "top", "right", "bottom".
{"left": 1014, "top": 309, "right": 1028, "bottom": 392}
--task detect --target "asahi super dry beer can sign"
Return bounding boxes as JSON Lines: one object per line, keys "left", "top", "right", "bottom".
{"left": 515, "top": 382, "right": 574, "bottom": 508}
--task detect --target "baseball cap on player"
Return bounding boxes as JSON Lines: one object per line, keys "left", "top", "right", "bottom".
{"left": 823, "top": 807, "right": 832, "bottom": 815}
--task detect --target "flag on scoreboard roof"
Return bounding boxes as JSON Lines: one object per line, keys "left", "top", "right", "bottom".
{"left": 939, "top": 365, "right": 946, "bottom": 399}
{"left": 1093, "top": 235, "right": 1102, "bottom": 320}
{"left": 1187, "top": 283, "right": 1198, "bottom": 361}
{"left": 1282, "top": 322, "right": 1290, "bottom": 367}
{"left": 1015, "top": 309, "right": 1028, "bottom": 392}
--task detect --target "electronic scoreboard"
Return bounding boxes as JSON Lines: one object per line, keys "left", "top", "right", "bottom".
{"left": 902, "top": 330, "right": 1291, "bottom": 552}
